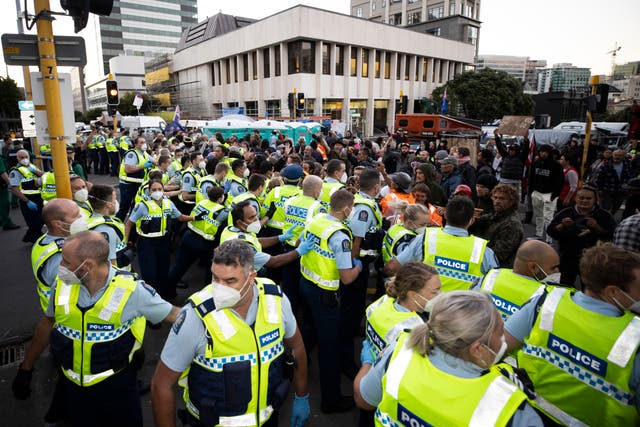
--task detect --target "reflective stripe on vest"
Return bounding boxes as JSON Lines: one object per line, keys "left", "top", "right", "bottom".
{"left": 40, "top": 171, "right": 57, "bottom": 201}
{"left": 479, "top": 268, "right": 547, "bottom": 320}
{"left": 365, "top": 294, "right": 423, "bottom": 356}
{"left": 283, "top": 195, "right": 324, "bottom": 246}
{"left": 31, "top": 234, "right": 65, "bottom": 313}
{"left": 135, "top": 198, "right": 171, "bottom": 237}
{"left": 187, "top": 200, "right": 225, "bottom": 241}
{"left": 220, "top": 226, "right": 262, "bottom": 252}
{"left": 382, "top": 224, "right": 416, "bottom": 264}
{"left": 119, "top": 149, "right": 148, "bottom": 183}
{"left": 15, "top": 165, "right": 40, "bottom": 194}
{"left": 265, "top": 185, "right": 301, "bottom": 230}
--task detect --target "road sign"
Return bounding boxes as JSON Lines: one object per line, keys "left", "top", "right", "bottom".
{"left": 1, "top": 34, "right": 86, "bottom": 67}
{"left": 31, "top": 72, "right": 75, "bottom": 145}
{"left": 18, "top": 100, "right": 34, "bottom": 111}
{"left": 20, "top": 110, "right": 36, "bottom": 138}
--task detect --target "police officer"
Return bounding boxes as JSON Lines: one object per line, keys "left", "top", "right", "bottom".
{"left": 87, "top": 128, "right": 99, "bottom": 174}
{"left": 70, "top": 175, "right": 93, "bottom": 217}
{"left": 177, "top": 153, "right": 205, "bottom": 214}
{"left": 505, "top": 243, "right": 640, "bottom": 426}
{"left": 221, "top": 201, "right": 310, "bottom": 272}
{"left": 105, "top": 130, "right": 120, "bottom": 177}
{"left": 227, "top": 159, "right": 249, "bottom": 198}
{"left": 31, "top": 199, "right": 82, "bottom": 313}
{"left": 125, "top": 179, "right": 196, "bottom": 300}
{"left": 320, "top": 159, "right": 346, "bottom": 209}
{"left": 151, "top": 240, "right": 311, "bottom": 427}
{"left": 9, "top": 149, "right": 43, "bottom": 243}
{"left": 117, "top": 136, "right": 154, "bottom": 221}
{"left": 95, "top": 128, "right": 109, "bottom": 175}
{"left": 166, "top": 186, "right": 227, "bottom": 295}
{"left": 355, "top": 291, "right": 543, "bottom": 427}
{"left": 197, "top": 161, "right": 229, "bottom": 204}
{"left": 343, "top": 168, "right": 383, "bottom": 376}
{"left": 281, "top": 175, "right": 326, "bottom": 308}
{"left": 299, "top": 189, "right": 363, "bottom": 413}
{"left": 385, "top": 196, "right": 498, "bottom": 291}
{"left": 13, "top": 231, "right": 180, "bottom": 427}
{"left": 381, "top": 204, "right": 430, "bottom": 264}
{"left": 118, "top": 129, "right": 132, "bottom": 157}
{"left": 264, "top": 165, "right": 303, "bottom": 233}
{"left": 476, "top": 240, "right": 561, "bottom": 320}
{"left": 227, "top": 174, "right": 267, "bottom": 224}
{"left": 167, "top": 147, "right": 183, "bottom": 180}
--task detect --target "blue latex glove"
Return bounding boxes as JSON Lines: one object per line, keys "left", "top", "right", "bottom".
{"left": 144, "top": 161, "right": 153, "bottom": 169}
{"left": 290, "top": 393, "right": 310, "bottom": 427}
{"left": 353, "top": 258, "right": 363, "bottom": 271}
{"left": 26, "top": 200, "right": 38, "bottom": 211}
{"left": 278, "top": 225, "right": 296, "bottom": 243}
{"left": 295, "top": 237, "right": 313, "bottom": 256}
{"left": 361, "top": 339, "right": 376, "bottom": 365}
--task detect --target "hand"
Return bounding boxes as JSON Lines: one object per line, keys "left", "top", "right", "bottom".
{"left": 585, "top": 217, "right": 599, "bottom": 229}
{"left": 279, "top": 225, "right": 296, "bottom": 243}
{"left": 144, "top": 161, "right": 153, "bottom": 169}
{"left": 376, "top": 162, "right": 386, "bottom": 174}
{"left": 290, "top": 394, "right": 310, "bottom": 427}
{"left": 353, "top": 258, "right": 363, "bottom": 271}
{"left": 12, "top": 367, "right": 32, "bottom": 400}
{"left": 561, "top": 217, "right": 575, "bottom": 228}
{"left": 26, "top": 200, "right": 38, "bottom": 211}
{"left": 193, "top": 211, "right": 206, "bottom": 221}
{"left": 360, "top": 339, "right": 376, "bottom": 365}
{"left": 295, "top": 236, "right": 313, "bottom": 256}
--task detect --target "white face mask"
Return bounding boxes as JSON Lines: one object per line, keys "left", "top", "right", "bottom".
{"left": 243, "top": 168, "right": 250, "bottom": 178}
{"left": 199, "top": 161, "right": 206, "bottom": 170}
{"left": 535, "top": 264, "right": 561, "bottom": 284}
{"left": 111, "top": 200, "right": 120, "bottom": 215}
{"left": 211, "top": 274, "right": 252, "bottom": 310}
{"left": 140, "top": 143, "right": 148, "bottom": 151}
{"left": 612, "top": 290, "right": 640, "bottom": 315}
{"left": 19, "top": 158, "right": 30, "bottom": 166}
{"left": 244, "top": 219, "right": 261, "bottom": 234}
{"left": 73, "top": 188, "right": 89, "bottom": 203}
{"left": 344, "top": 207, "right": 356, "bottom": 224}
{"left": 58, "top": 260, "right": 88, "bottom": 284}
{"left": 414, "top": 226, "right": 426, "bottom": 235}
{"left": 69, "top": 215, "right": 89, "bottom": 235}
{"left": 150, "top": 191, "right": 164, "bottom": 201}
{"left": 340, "top": 172, "right": 348, "bottom": 184}
{"left": 484, "top": 334, "right": 508, "bottom": 366}
{"left": 412, "top": 293, "right": 434, "bottom": 313}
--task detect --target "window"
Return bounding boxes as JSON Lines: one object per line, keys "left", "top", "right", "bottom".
{"left": 362, "top": 49, "right": 369, "bottom": 77}
{"left": 263, "top": 48, "right": 270, "bottom": 78}
{"left": 225, "top": 58, "right": 231, "bottom": 84}
{"left": 375, "top": 50, "right": 381, "bottom": 78}
{"left": 426, "top": 27, "right": 441, "bottom": 36}
{"left": 356, "top": 7, "right": 363, "bottom": 17}
{"left": 422, "top": 58, "right": 428, "bottom": 81}
{"left": 288, "top": 40, "right": 315, "bottom": 74}
{"left": 252, "top": 51, "right": 258, "bottom": 80}
{"left": 398, "top": 119, "right": 408, "bottom": 126}
{"left": 382, "top": 0, "right": 386, "bottom": 7}
{"left": 396, "top": 54, "right": 401, "bottom": 80}
{"left": 405, "top": 55, "right": 410, "bottom": 80}
{"left": 245, "top": 101, "right": 258, "bottom": 117}
{"left": 350, "top": 47, "right": 357, "bottom": 77}
{"left": 243, "top": 53, "right": 249, "bottom": 81}
{"left": 322, "top": 43, "right": 331, "bottom": 75}
{"left": 371, "top": 0, "right": 376, "bottom": 11}
{"left": 465, "top": 5, "right": 474, "bottom": 18}
{"left": 384, "top": 51, "right": 390, "bottom": 79}
{"left": 423, "top": 120, "right": 434, "bottom": 128}
{"left": 274, "top": 45, "right": 281, "bottom": 76}
{"left": 266, "top": 99, "right": 280, "bottom": 117}
{"left": 233, "top": 57, "right": 238, "bottom": 82}
{"left": 415, "top": 57, "right": 420, "bottom": 81}
{"left": 428, "top": 6, "right": 444, "bottom": 20}
{"left": 467, "top": 26, "right": 478, "bottom": 45}
{"left": 449, "top": 2, "right": 456, "bottom": 15}
{"left": 210, "top": 62, "right": 215, "bottom": 86}
{"left": 407, "top": 11, "right": 421, "bottom": 24}
{"left": 335, "top": 45, "right": 344, "bottom": 76}
{"left": 389, "top": 12, "right": 402, "bottom": 25}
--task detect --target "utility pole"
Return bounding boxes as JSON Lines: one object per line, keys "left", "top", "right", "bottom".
{"left": 15, "top": 0, "right": 32, "bottom": 100}
{"left": 293, "top": 87, "right": 297, "bottom": 122}
{"left": 34, "top": 0, "right": 71, "bottom": 199}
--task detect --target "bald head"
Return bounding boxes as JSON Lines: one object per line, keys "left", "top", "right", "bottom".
{"left": 302, "top": 175, "right": 323, "bottom": 199}
{"left": 513, "top": 240, "right": 560, "bottom": 279}
{"left": 64, "top": 230, "right": 110, "bottom": 266}
{"left": 42, "top": 198, "right": 81, "bottom": 237}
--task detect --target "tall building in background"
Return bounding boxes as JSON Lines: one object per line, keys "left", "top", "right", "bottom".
{"left": 351, "top": 0, "right": 481, "bottom": 56}
{"left": 476, "top": 55, "right": 546, "bottom": 92}
{"left": 537, "top": 63, "right": 591, "bottom": 93}
{"left": 82, "top": 0, "right": 197, "bottom": 84}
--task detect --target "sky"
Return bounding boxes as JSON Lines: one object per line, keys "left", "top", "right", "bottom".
{"left": 1, "top": 0, "right": 638, "bottom": 86}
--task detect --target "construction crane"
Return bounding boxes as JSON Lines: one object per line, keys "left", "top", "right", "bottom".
{"left": 606, "top": 42, "right": 621, "bottom": 77}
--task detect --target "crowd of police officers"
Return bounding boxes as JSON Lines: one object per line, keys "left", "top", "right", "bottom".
{"left": 6, "top": 126, "right": 640, "bottom": 427}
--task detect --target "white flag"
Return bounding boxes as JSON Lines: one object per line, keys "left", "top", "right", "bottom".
{"left": 133, "top": 93, "right": 144, "bottom": 108}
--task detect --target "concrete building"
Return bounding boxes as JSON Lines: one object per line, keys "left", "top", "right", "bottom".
{"left": 537, "top": 63, "right": 591, "bottom": 93}
{"left": 613, "top": 61, "right": 640, "bottom": 79}
{"left": 85, "top": 55, "right": 147, "bottom": 110}
{"left": 351, "top": 0, "right": 481, "bottom": 56}
{"left": 476, "top": 55, "right": 546, "bottom": 91}
{"left": 70, "top": 67, "right": 87, "bottom": 113}
{"left": 172, "top": 5, "right": 475, "bottom": 136}
{"left": 145, "top": 54, "right": 176, "bottom": 108}
{"left": 81, "top": 0, "right": 197, "bottom": 85}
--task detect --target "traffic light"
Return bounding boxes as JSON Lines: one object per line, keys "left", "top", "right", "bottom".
{"left": 401, "top": 95, "right": 408, "bottom": 114}
{"left": 106, "top": 80, "right": 119, "bottom": 106}
{"left": 595, "top": 84, "right": 609, "bottom": 114}
{"left": 297, "top": 93, "right": 305, "bottom": 110}
{"left": 60, "top": 0, "right": 114, "bottom": 33}
{"left": 287, "top": 93, "right": 295, "bottom": 112}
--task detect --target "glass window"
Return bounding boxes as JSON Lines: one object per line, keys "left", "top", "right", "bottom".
{"left": 449, "top": 2, "right": 456, "bottom": 15}
{"left": 263, "top": 48, "right": 270, "bottom": 78}
{"left": 288, "top": 40, "right": 316, "bottom": 74}
{"left": 384, "top": 51, "right": 390, "bottom": 79}
{"left": 415, "top": 57, "right": 420, "bottom": 81}
{"left": 396, "top": 54, "right": 401, "bottom": 80}
{"left": 356, "top": 7, "right": 363, "bottom": 17}
{"left": 226, "top": 58, "right": 231, "bottom": 84}
{"left": 371, "top": 1, "right": 376, "bottom": 11}
{"left": 382, "top": 0, "right": 386, "bottom": 7}
{"left": 266, "top": 99, "right": 280, "bottom": 117}
{"left": 233, "top": 57, "right": 238, "bottom": 82}
{"left": 335, "top": 45, "right": 344, "bottom": 76}
{"left": 211, "top": 62, "right": 215, "bottom": 86}
{"left": 389, "top": 12, "right": 402, "bottom": 25}
{"left": 362, "top": 49, "right": 369, "bottom": 78}
{"left": 398, "top": 119, "right": 408, "bottom": 126}
{"left": 428, "top": 6, "right": 444, "bottom": 20}
{"left": 407, "top": 11, "right": 421, "bottom": 24}
{"left": 405, "top": 55, "right": 410, "bottom": 80}
{"left": 274, "top": 45, "right": 281, "bottom": 77}
{"left": 467, "top": 26, "right": 478, "bottom": 45}
{"left": 322, "top": 43, "right": 331, "bottom": 75}
{"left": 426, "top": 27, "right": 441, "bottom": 37}
{"left": 350, "top": 47, "right": 357, "bottom": 77}
{"left": 243, "top": 53, "right": 249, "bottom": 81}
{"left": 423, "top": 120, "right": 434, "bottom": 127}
{"left": 252, "top": 51, "right": 258, "bottom": 80}
{"left": 422, "top": 58, "right": 428, "bottom": 82}
{"left": 375, "top": 51, "right": 381, "bottom": 78}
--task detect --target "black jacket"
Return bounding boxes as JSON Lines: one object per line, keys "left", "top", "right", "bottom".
{"left": 529, "top": 158, "right": 564, "bottom": 198}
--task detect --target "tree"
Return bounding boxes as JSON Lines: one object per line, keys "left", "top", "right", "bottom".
{"left": 431, "top": 68, "right": 534, "bottom": 123}
{"left": 0, "top": 76, "right": 23, "bottom": 120}
{"left": 116, "top": 92, "right": 160, "bottom": 116}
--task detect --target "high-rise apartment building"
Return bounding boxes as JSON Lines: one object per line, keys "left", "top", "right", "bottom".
{"left": 82, "top": 0, "right": 197, "bottom": 84}
{"left": 476, "top": 55, "right": 546, "bottom": 91}
{"left": 351, "top": 0, "right": 481, "bottom": 55}
{"left": 537, "top": 63, "right": 591, "bottom": 93}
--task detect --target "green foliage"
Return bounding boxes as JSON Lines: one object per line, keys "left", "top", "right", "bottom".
{"left": 431, "top": 68, "right": 534, "bottom": 122}
{"left": 593, "top": 107, "right": 631, "bottom": 123}
{"left": 0, "top": 76, "right": 23, "bottom": 119}
{"left": 117, "top": 92, "right": 160, "bottom": 116}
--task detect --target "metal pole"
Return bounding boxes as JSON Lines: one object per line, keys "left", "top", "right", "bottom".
{"left": 15, "top": 0, "right": 32, "bottom": 100}
{"left": 293, "top": 87, "right": 297, "bottom": 123}
{"left": 34, "top": 0, "right": 70, "bottom": 199}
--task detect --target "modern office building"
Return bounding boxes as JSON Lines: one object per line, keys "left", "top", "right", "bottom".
{"left": 171, "top": 5, "right": 475, "bottom": 135}
{"left": 145, "top": 54, "right": 177, "bottom": 108}
{"left": 537, "top": 63, "right": 591, "bottom": 93}
{"left": 612, "top": 61, "right": 640, "bottom": 79}
{"left": 81, "top": 0, "right": 197, "bottom": 85}
{"left": 351, "top": 0, "right": 481, "bottom": 56}
{"left": 476, "top": 55, "right": 546, "bottom": 92}
{"left": 85, "top": 55, "right": 146, "bottom": 110}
